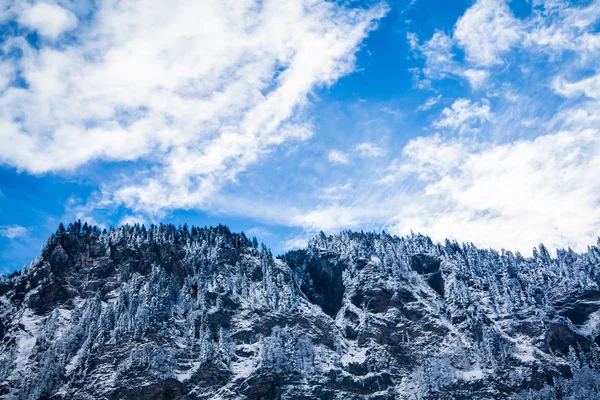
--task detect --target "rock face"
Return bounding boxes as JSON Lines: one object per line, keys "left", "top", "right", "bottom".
{"left": 2, "top": 222, "right": 600, "bottom": 399}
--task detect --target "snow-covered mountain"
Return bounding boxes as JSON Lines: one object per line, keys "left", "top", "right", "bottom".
{"left": 1, "top": 222, "right": 600, "bottom": 399}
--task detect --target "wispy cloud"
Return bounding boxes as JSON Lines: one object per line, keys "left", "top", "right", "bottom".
{"left": 354, "top": 142, "right": 385, "bottom": 158}
{"left": 18, "top": 3, "right": 77, "bottom": 39}
{"left": 525, "top": 0, "right": 600, "bottom": 57}
{"left": 0, "top": 225, "right": 27, "bottom": 239}
{"left": 408, "top": 0, "right": 600, "bottom": 91}
{"left": 282, "top": 235, "right": 312, "bottom": 251}
{"left": 245, "top": 227, "right": 273, "bottom": 240}
{"left": 327, "top": 149, "right": 351, "bottom": 165}
{"left": 417, "top": 95, "right": 442, "bottom": 111}
{"left": 454, "top": 0, "right": 522, "bottom": 67}
{"left": 434, "top": 98, "right": 491, "bottom": 131}
{"left": 553, "top": 74, "right": 600, "bottom": 99}
{"left": 317, "top": 183, "right": 352, "bottom": 201}
{"left": 411, "top": 30, "right": 456, "bottom": 87}
{"left": 408, "top": 30, "right": 493, "bottom": 90}
{"left": 119, "top": 215, "right": 146, "bottom": 227}
{"left": 463, "top": 69, "right": 489, "bottom": 89}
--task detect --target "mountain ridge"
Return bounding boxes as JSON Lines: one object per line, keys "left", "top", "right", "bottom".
{"left": 1, "top": 221, "right": 600, "bottom": 399}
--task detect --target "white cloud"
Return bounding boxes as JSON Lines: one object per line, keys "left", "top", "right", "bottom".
{"left": 0, "top": 0, "right": 386, "bottom": 215}
{"left": 327, "top": 149, "right": 350, "bottom": 165}
{"left": 119, "top": 215, "right": 146, "bottom": 227}
{"left": 406, "top": 32, "right": 419, "bottom": 51}
{"left": 553, "top": 73, "right": 600, "bottom": 99}
{"left": 417, "top": 30, "right": 456, "bottom": 84}
{"left": 454, "top": 0, "right": 522, "bottom": 67}
{"left": 0, "top": 225, "right": 27, "bottom": 239}
{"left": 64, "top": 195, "right": 109, "bottom": 229}
{"left": 412, "top": 0, "right": 600, "bottom": 94}
{"left": 0, "top": 62, "right": 14, "bottom": 92}
{"left": 245, "top": 227, "right": 272, "bottom": 239}
{"left": 383, "top": 134, "right": 468, "bottom": 182}
{"left": 354, "top": 142, "right": 384, "bottom": 157}
{"left": 317, "top": 183, "right": 352, "bottom": 201}
{"left": 434, "top": 98, "right": 491, "bottom": 130}
{"left": 417, "top": 95, "right": 442, "bottom": 111}
{"left": 463, "top": 69, "right": 489, "bottom": 89}
{"left": 282, "top": 235, "right": 311, "bottom": 251}
{"left": 19, "top": 3, "right": 78, "bottom": 39}
{"left": 386, "top": 127, "right": 600, "bottom": 253}
{"left": 412, "top": 30, "right": 492, "bottom": 90}
{"left": 410, "top": 0, "right": 520, "bottom": 89}
{"left": 290, "top": 205, "right": 379, "bottom": 232}
{"left": 525, "top": 0, "right": 600, "bottom": 57}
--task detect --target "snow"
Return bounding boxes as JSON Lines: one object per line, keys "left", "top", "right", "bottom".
{"left": 579, "top": 308, "right": 600, "bottom": 336}
{"left": 230, "top": 357, "right": 255, "bottom": 378}
{"left": 104, "top": 287, "right": 122, "bottom": 303}
{"left": 460, "top": 368, "right": 485, "bottom": 380}
{"left": 175, "top": 361, "right": 201, "bottom": 382}
{"left": 15, "top": 336, "right": 36, "bottom": 373}
{"left": 57, "top": 307, "right": 72, "bottom": 319}
{"left": 65, "top": 343, "right": 85, "bottom": 374}
{"left": 20, "top": 309, "right": 41, "bottom": 332}
{"left": 341, "top": 346, "right": 368, "bottom": 365}
{"left": 13, "top": 310, "right": 42, "bottom": 374}
{"left": 0, "top": 294, "right": 10, "bottom": 308}
{"left": 514, "top": 344, "right": 537, "bottom": 363}
{"left": 230, "top": 343, "right": 259, "bottom": 378}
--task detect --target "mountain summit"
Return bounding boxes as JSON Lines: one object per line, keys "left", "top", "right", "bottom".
{"left": 1, "top": 222, "right": 600, "bottom": 399}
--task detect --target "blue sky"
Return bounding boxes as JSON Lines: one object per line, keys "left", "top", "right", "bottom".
{"left": 2, "top": 0, "right": 600, "bottom": 274}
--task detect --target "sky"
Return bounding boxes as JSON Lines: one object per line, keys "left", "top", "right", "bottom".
{"left": 1, "top": 0, "right": 600, "bottom": 273}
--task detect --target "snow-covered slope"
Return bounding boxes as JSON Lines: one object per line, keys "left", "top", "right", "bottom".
{"left": 1, "top": 222, "right": 600, "bottom": 399}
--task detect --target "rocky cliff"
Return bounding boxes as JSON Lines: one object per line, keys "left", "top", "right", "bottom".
{"left": 1, "top": 222, "right": 600, "bottom": 399}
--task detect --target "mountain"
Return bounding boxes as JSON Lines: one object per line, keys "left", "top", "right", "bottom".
{"left": 1, "top": 222, "right": 600, "bottom": 399}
